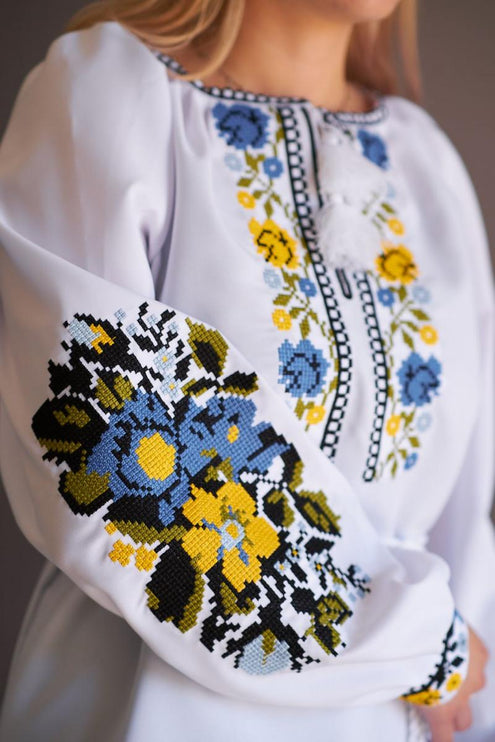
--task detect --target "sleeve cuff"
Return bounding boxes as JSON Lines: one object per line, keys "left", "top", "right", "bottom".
{"left": 402, "top": 610, "right": 469, "bottom": 706}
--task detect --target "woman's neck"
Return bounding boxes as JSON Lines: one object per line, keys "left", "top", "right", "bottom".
{"left": 194, "top": 1, "right": 372, "bottom": 113}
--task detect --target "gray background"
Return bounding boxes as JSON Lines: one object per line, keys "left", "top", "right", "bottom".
{"left": 1, "top": 0, "right": 494, "bottom": 701}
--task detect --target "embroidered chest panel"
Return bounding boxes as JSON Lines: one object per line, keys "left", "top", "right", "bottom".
{"left": 212, "top": 100, "right": 442, "bottom": 483}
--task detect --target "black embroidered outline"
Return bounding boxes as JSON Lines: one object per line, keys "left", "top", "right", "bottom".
{"left": 278, "top": 105, "right": 353, "bottom": 460}
{"left": 354, "top": 272, "right": 388, "bottom": 481}
{"left": 154, "top": 53, "right": 388, "bottom": 127}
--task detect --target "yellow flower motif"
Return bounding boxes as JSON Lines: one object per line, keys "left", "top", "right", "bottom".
{"left": 386, "top": 415, "right": 401, "bottom": 436}
{"left": 446, "top": 673, "right": 462, "bottom": 693}
{"left": 306, "top": 406, "right": 326, "bottom": 425}
{"left": 181, "top": 482, "right": 279, "bottom": 592}
{"left": 272, "top": 309, "right": 292, "bottom": 330}
{"left": 108, "top": 539, "right": 135, "bottom": 566}
{"left": 420, "top": 325, "right": 438, "bottom": 345}
{"left": 404, "top": 689, "right": 442, "bottom": 706}
{"left": 249, "top": 218, "right": 299, "bottom": 269}
{"left": 237, "top": 191, "right": 256, "bottom": 209}
{"left": 388, "top": 218, "right": 405, "bottom": 236}
{"left": 375, "top": 243, "right": 418, "bottom": 285}
{"left": 135, "top": 545, "right": 159, "bottom": 572}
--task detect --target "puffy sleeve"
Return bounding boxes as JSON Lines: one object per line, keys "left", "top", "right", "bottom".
{"left": 0, "top": 21, "right": 470, "bottom": 709}
{"left": 426, "top": 122, "right": 495, "bottom": 733}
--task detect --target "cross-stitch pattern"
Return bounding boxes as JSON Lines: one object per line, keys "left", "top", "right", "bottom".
{"left": 32, "top": 303, "right": 371, "bottom": 674}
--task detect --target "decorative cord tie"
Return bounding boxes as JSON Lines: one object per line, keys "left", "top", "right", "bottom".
{"left": 315, "top": 126, "right": 390, "bottom": 273}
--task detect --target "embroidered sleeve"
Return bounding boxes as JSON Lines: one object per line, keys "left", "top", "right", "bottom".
{"left": 0, "top": 23, "right": 469, "bottom": 708}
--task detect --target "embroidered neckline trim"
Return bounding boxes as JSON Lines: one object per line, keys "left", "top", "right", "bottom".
{"left": 155, "top": 52, "right": 388, "bottom": 126}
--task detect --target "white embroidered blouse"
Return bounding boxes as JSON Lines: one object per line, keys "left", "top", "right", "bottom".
{"left": 0, "top": 20, "right": 494, "bottom": 742}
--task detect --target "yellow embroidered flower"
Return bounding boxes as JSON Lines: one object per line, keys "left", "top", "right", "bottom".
{"left": 306, "top": 406, "right": 326, "bottom": 425}
{"left": 446, "top": 673, "right": 462, "bottom": 693}
{"left": 386, "top": 415, "right": 401, "bottom": 436}
{"left": 182, "top": 482, "right": 279, "bottom": 592}
{"left": 404, "top": 689, "right": 442, "bottom": 706}
{"left": 108, "top": 539, "right": 135, "bottom": 566}
{"left": 272, "top": 309, "right": 292, "bottom": 330}
{"left": 420, "top": 325, "right": 438, "bottom": 345}
{"left": 249, "top": 218, "right": 299, "bottom": 269}
{"left": 237, "top": 190, "right": 256, "bottom": 209}
{"left": 388, "top": 218, "right": 405, "bottom": 236}
{"left": 135, "top": 545, "right": 159, "bottom": 572}
{"left": 375, "top": 243, "right": 418, "bottom": 285}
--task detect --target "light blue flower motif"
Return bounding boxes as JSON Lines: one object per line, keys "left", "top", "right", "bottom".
{"left": 299, "top": 278, "right": 317, "bottom": 297}
{"left": 377, "top": 288, "right": 395, "bottom": 307}
{"left": 397, "top": 353, "right": 441, "bottom": 407}
{"left": 238, "top": 635, "right": 292, "bottom": 675}
{"left": 405, "top": 452, "right": 418, "bottom": 470}
{"left": 412, "top": 285, "right": 431, "bottom": 304}
{"left": 278, "top": 339, "right": 330, "bottom": 398}
{"left": 224, "top": 153, "right": 243, "bottom": 171}
{"left": 263, "top": 267, "right": 282, "bottom": 289}
{"left": 416, "top": 412, "right": 432, "bottom": 432}
{"left": 263, "top": 156, "right": 284, "bottom": 178}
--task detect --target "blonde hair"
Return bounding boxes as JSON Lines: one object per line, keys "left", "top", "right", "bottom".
{"left": 66, "top": 0, "right": 421, "bottom": 101}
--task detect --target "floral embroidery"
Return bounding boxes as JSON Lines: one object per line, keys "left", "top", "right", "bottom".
{"left": 375, "top": 243, "right": 418, "bottom": 284}
{"left": 214, "top": 101, "right": 344, "bottom": 438}
{"left": 357, "top": 129, "right": 389, "bottom": 169}
{"left": 402, "top": 611, "right": 468, "bottom": 706}
{"left": 32, "top": 303, "right": 370, "bottom": 674}
{"left": 398, "top": 353, "right": 441, "bottom": 407}
{"left": 212, "top": 102, "right": 270, "bottom": 150}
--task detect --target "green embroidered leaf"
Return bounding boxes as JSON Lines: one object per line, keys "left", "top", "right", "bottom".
{"left": 404, "top": 321, "right": 419, "bottom": 332}
{"left": 294, "top": 399, "right": 306, "bottom": 419}
{"left": 252, "top": 189, "right": 264, "bottom": 199}
{"left": 300, "top": 317, "right": 310, "bottom": 339}
{"left": 221, "top": 371, "right": 258, "bottom": 397}
{"left": 289, "top": 306, "right": 303, "bottom": 318}
{"left": 220, "top": 583, "right": 255, "bottom": 616}
{"left": 264, "top": 199, "right": 274, "bottom": 218}
{"left": 329, "top": 376, "right": 338, "bottom": 392}
{"left": 186, "top": 319, "right": 229, "bottom": 376}
{"left": 402, "top": 410, "right": 415, "bottom": 427}
{"left": 398, "top": 448, "right": 408, "bottom": 460}
{"left": 381, "top": 202, "right": 395, "bottom": 213}
{"left": 237, "top": 177, "right": 253, "bottom": 188}
{"left": 63, "top": 463, "right": 110, "bottom": 512}
{"left": 410, "top": 308, "right": 430, "bottom": 321}
{"left": 273, "top": 293, "right": 291, "bottom": 306}
{"left": 409, "top": 436, "right": 420, "bottom": 448}
{"left": 402, "top": 329, "right": 415, "bottom": 350}
{"left": 294, "top": 490, "right": 341, "bottom": 535}
{"left": 264, "top": 490, "right": 295, "bottom": 528}
{"left": 276, "top": 127, "right": 285, "bottom": 143}
{"left": 391, "top": 458, "right": 398, "bottom": 477}
{"left": 397, "top": 286, "right": 407, "bottom": 302}
{"left": 390, "top": 321, "right": 398, "bottom": 334}
{"left": 245, "top": 152, "right": 260, "bottom": 171}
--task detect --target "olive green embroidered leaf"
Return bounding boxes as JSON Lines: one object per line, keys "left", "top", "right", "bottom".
{"left": 329, "top": 376, "right": 338, "bottom": 393}
{"left": 264, "top": 199, "right": 274, "bottom": 218}
{"left": 221, "top": 371, "right": 259, "bottom": 397}
{"left": 107, "top": 520, "right": 187, "bottom": 546}
{"left": 397, "top": 286, "right": 408, "bottom": 302}
{"left": 262, "top": 630, "right": 277, "bottom": 656}
{"left": 275, "top": 127, "right": 285, "bottom": 143}
{"left": 245, "top": 152, "right": 261, "bottom": 171}
{"left": 294, "top": 399, "right": 306, "bottom": 419}
{"left": 220, "top": 582, "right": 255, "bottom": 616}
{"left": 402, "top": 329, "right": 415, "bottom": 350}
{"left": 237, "top": 176, "right": 253, "bottom": 188}
{"left": 186, "top": 319, "right": 229, "bottom": 376}
{"left": 409, "top": 436, "right": 420, "bottom": 448}
{"left": 381, "top": 202, "right": 395, "bottom": 214}
{"left": 181, "top": 378, "right": 217, "bottom": 397}
{"left": 294, "top": 490, "right": 341, "bottom": 535}
{"left": 264, "top": 489, "right": 295, "bottom": 528}
{"left": 252, "top": 189, "right": 264, "bottom": 199}
{"left": 391, "top": 458, "right": 398, "bottom": 477}
{"left": 398, "top": 448, "right": 408, "bottom": 460}
{"left": 289, "top": 306, "right": 303, "bottom": 318}
{"left": 95, "top": 374, "right": 134, "bottom": 411}
{"left": 410, "top": 308, "right": 430, "bottom": 321}
{"left": 273, "top": 293, "right": 291, "bottom": 306}
{"left": 300, "top": 317, "right": 310, "bottom": 339}
{"left": 404, "top": 321, "right": 419, "bottom": 332}
{"left": 52, "top": 405, "right": 91, "bottom": 428}
{"left": 62, "top": 462, "right": 110, "bottom": 514}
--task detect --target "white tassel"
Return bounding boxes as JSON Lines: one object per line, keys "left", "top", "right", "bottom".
{"left": 316, "top": 127, "right": 390, "bottom": 272}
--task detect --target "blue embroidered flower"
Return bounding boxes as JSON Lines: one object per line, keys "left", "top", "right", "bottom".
{"left": 412, "top": 285, "right": 431, "bottom": 304}
{"left": 416, "top": 412, "right": 432, "bottom": 432}
{"left": 397, "top": 353, "right": 441, "bottom": 407}
{"left": 238, "top": 635, "right": 292, "bottom": 675}
{"left": 178, "top": 396, "right": 289, "bottom": 478}
{"left": 404, "top": 452, "right": 418, "bottom": 470}
{"left": 278, "top": 339, "right": 330, "bottom": 398}
{"left": 224, "top": 152, "right": 243, "bottom": 171}
{"left": 357, "top": 129, "right": 389, "bottom": 169}
{"left": 377, "top": 288, "right": 395, "bottom": 307}
{"left": 263, "top": 267, "right": 282, "bottom": 289}
{"left": 86, "top": 393, "right": 189, "bottom": 526}
{"left": 213, "top": 103, "right": 270, "bottom": 150}
{"left": 299, "top": 278, "right": 317, "bottom": 297}
{"left": 263, "top": 156, "right": 284, "bottom": 178}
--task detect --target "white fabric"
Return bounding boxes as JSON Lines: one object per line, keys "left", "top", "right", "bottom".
{"left": 0, "top": 20, "right": 493, "bottom": 741}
